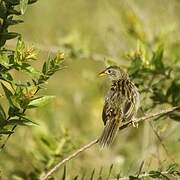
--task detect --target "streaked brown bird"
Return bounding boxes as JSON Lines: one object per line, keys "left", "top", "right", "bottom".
{"left": 98, "top": 66, "right": 140, "bottom": 147}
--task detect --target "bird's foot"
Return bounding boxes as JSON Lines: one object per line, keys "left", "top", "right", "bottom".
{"left": 132, "top": 120, "right": 138, "bottom": 128}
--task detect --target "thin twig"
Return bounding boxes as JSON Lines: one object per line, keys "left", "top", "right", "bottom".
{"left": 40, "top": 106, "right": 179, "bottom": 180}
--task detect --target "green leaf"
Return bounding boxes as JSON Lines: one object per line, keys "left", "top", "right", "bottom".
{"left": 10, "top": 175, "right": 24, "bottom": 180}
{"left": 128, "top": 56, "right": 142, "bottom": 76}
{"left": 42, "top": 61, "right": 48, "bottom": 74}
{"left": 0, "top": 53, "right": 10, "bottom": 68}
{"left": 21, "top": 63, "right": 40, "bottom": 77}
{"left": 20, "top": 0, "right": 28, "bottom": 14}
{"left": 16, "top": 35, "right": 25, "bottom": 50}
{"left": 0, "top": 104, "right": 6, "bottom": 121}
{"left": 8, "top": 9, "right": 21, "bottom": 15}
{"left": 0, "top": 39, "right": 6, "bottom": 48}
{"left": 1, "top": 72, "right": 13, "bottom": 82}
{"left": 1, "top": 83, "right": 14, "bottom": 107}
{"left": 28, "top": 0, "right": 38, "bottom": 4}
{"left": 6, "top": 0, "right": 21, "bottom": 6}
{"left": 8, "top": 117, "right": 38, "bottom": 126}
{"left": 167, "top": 79, "right": 180, "bottom": 105}
{"left": 129, "top": 176, "right": 140, "bottom": 180}
{"left": 0, "top": 130, "right": 14, "bottom": 135}
{"left": 15, "top": 36, "right": 25, "bottom": 63}
{"left": 152, "top": 44, "right": 164, "bottom": 71}
{"left": 28, "top": 96, "right": 55, "bottom": 108}
{"left": 0, "top": 32, "right": 20, "bottom": 40}
{"left": 7, "top": 17, "right": 24, "bottom": 26}
{"left": 166, "top": 163, "right": 179, "bottom": 174}
{"left": 149, "top": 170, "right": 161, "bottom": 178}
{"left": 40, "top": 137, "right": 51, "bottom": 147}
{"left": 8, "top": 106, "right": 20, "bottom": 117}
{"left": 0, "top": 1, "right": 7, "bottom": 18}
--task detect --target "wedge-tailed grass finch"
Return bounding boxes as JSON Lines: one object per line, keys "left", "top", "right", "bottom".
{"left": 98, "top": 66, "right": 140, "bottom": 147}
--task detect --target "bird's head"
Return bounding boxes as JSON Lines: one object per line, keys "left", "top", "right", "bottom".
{"left": 99, "top": 66, "right": 128, "bottom": 81}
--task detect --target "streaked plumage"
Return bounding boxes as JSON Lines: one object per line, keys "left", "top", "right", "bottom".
{"left": 99, "top": 66, "right": 140, "bottom": 147}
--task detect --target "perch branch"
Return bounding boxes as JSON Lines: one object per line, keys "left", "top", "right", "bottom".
{"left": 40, "top": 106, "right": 179, "bottom": 180}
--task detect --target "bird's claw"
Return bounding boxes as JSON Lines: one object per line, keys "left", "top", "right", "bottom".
{"left": 132, "top": 120, "right": 138, "bottom": 128}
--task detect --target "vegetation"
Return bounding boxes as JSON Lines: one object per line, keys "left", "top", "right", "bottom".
{"left": 0, "top": 0, "right": 180, "bottom": 179}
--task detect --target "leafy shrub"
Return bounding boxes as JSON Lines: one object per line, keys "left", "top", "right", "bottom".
{"left": 0, "top": 0, "right": 64, "bottom": 149}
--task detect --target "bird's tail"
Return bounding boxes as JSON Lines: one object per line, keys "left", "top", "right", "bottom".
{"left": 98, "top": 120, "right": 120, "bottom": 148}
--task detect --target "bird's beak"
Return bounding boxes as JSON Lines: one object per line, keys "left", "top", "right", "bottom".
{"left": 98, "top": 70, "right": 106, "bottom": 77}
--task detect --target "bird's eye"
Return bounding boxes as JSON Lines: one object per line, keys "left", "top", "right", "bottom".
{"left": 107, "top": 70, "right": 111, "bottom": 74}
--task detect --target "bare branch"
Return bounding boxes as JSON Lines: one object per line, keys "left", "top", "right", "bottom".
{"left": 40, "top": 106, "right": 179, "bottom": 180}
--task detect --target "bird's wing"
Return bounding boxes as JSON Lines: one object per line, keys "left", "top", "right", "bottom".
{"left": 100, "top": 94, "right": 123, "bottom": 147}
{"left": 102, "top": 98, "right": 119, "bottom": 125}
{"left": 102, "top": 88, "right": 118, "bottom": 125}
{"left": 102, "top": 101, "right": 108, "bottom": 125}
{"left": 122, "top": 99, "right": 135, "bottom": 121}
{"left": 102, "top": 84, "right": 139, "bottom": 125}
{"left": 122, "top": 89, "right": 139, "bottom": 121}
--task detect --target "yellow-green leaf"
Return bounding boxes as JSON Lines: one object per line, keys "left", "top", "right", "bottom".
{"left": 28, "top": 96, "right": 55, "bottom": 108}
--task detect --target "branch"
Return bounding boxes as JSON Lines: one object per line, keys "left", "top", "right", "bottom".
{"left": 40, "top": 106, "right": 179, "bottom": 180}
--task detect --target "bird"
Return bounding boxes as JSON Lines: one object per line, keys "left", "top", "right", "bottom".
{"left": 98, "top": 65, "right": 140, "bottom": 147}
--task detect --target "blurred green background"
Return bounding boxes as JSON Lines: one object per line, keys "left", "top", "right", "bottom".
{"left": 1, "top": 0, "right": 180, "bottom": 179}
